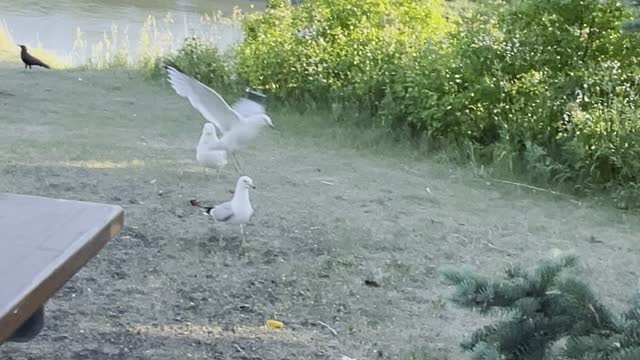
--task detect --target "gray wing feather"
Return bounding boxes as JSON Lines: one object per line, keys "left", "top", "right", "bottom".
{"left": 213, "top": 201, "right": 234, "bottom": 222}
{"left": 231, "top": 98, "right": 265, "bottom": 119}
{"left": 166, "top": 66, "right": 242, "bottom": 133}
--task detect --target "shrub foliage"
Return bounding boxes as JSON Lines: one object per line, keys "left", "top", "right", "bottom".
{"left": 235, "top": 0, "right": 452, "bottom": 108}
{"left": 168, "top": 0, "right": 640, "bottom": 206}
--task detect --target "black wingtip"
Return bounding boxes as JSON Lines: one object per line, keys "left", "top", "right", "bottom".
{"left": 246, "top": 89, "right": 267, "bottom": 105}
{"left": 163, "top": 59, "right": 183, "bottom": 73}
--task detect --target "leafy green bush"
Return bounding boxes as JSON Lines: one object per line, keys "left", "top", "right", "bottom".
{"left": 379, "top": 8, "right": 505, "bottom": 142}
{"left": 236, "top": 0, "right": 452, "bottom": 110}
{"left": 381, "top": 0, "right": 640, "bottom": 200}
{"left": 560, "top": 61, "right": 640, "bottom": 189}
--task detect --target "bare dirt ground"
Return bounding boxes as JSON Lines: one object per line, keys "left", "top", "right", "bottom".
{"left": 0, "top": 67, "right": 639, "bottom": 360}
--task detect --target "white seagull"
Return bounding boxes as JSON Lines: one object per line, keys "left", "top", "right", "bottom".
{"left": 190, "top": 175, "right": 256, "bottom": 243}
{"left": 196, "top": 122, "right": 227, "bottom": 179}
{"left": 166, "top": 65, "right": 275, "bottom": 174}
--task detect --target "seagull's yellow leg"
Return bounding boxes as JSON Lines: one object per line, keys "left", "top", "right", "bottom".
{"left": 240, "top": 224, "right": 247, "bottom": 246}
{"left": 232, "top": 152, "right": 245, "bottom": 175}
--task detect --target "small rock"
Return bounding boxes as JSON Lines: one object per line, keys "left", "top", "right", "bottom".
{"left": 111, "top": 271, "right": 127, "bottom": 280}
{"left": 52, "top": 334, "right": 70, "bottom": 342}
{"left": 364, "top": 279, "right": 381, "bottom": 287}
{"left": 364, "top": 268, "right": 384, "bottom": 288}
{"left": 588, "top": 235, "right": 604, "bottom": 244}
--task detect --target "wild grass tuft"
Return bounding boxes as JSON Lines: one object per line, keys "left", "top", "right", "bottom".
{"left": 3, "top": 8, "right": 245, "bottom": 72}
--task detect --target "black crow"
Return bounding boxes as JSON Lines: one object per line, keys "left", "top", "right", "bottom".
{"left": 18, "top": 45, "right": 50, "bottom": 70}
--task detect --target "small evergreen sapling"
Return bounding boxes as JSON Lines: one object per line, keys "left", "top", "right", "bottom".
{"left": 442, "top": 256, "right": 640, "bottom": 359}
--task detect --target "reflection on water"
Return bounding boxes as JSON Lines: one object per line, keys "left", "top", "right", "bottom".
{"left": 0, "top": 0, "right": 263, "bottom": 61}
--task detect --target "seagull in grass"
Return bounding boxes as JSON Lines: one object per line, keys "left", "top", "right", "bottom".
{"left": 196, "top": 122, "right": 228, "bottom": 179}
{"left": 190, "top": 175, "right": 256, "bottom": 244}
{"left": 165, "top": 65, "right": 274, "bottom": 174}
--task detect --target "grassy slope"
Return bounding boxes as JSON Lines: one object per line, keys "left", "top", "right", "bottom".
{"left": 0, "top": 66, "right": 638, "bottom": 359}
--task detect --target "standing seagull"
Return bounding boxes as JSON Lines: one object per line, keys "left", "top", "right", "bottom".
{"left": 18, "top": 45, "right": 50, "bottom": 70}
{"left": 165, "top": 65, "right": 274, "bottom": 174}
{"left": 190, "top": 176, "right": 256, "bottom": 243}
{"left": 197, "top": 122, "right": 228, "bottom": 180}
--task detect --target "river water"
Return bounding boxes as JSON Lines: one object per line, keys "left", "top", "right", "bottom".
{"left": 0, "top": 0, "right": 264, "bottom": 62}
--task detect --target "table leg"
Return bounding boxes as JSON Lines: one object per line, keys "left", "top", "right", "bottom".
{"left": 7, "top": 305, "right": 45, "bottom": 343}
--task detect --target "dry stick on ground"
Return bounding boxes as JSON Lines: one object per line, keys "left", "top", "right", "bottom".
{"left": 315, "top": 320, "right": 338, "bottom": 336}
{"left": 482, "top": 239, "right": 513, "bottom": 255}
{"left": 452, "top": 233, "right": 513, "bottom": 255}
{"left": 401, "top": 164, "right": 422, "bottom": 176}
{"left": 233, "top": 344, "right": 248, "bottom": 357}
{"left": 476, "top": 178, "right": 578, "bottom": 200}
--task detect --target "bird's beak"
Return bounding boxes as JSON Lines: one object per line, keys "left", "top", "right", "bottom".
{"left": 251, "top": 184, "right": 256, "bottom": 189}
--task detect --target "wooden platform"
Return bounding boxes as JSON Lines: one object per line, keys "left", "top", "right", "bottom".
{"left": 0, "top": 193, "right": 124, "bottom": 343}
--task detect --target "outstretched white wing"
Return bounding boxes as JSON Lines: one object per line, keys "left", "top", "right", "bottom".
{"left": 166, "top": 66, "right": 242, "bottom": 134}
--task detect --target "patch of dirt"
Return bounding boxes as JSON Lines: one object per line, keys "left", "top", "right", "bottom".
{"left": 1, "top": 69, "right": 639, "bottom": 360}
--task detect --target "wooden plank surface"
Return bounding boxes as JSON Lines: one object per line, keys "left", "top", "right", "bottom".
{"left": 0, "top": 193, "right": 124, "bottom": 343}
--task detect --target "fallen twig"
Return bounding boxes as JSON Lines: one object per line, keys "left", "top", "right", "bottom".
{"left": 477, "top": 178, "right": 571, "bottom": 198}
{"left": 482, "top": 240, "right": 512, "bottom": 255}
{"left": 587, "top": 303, "right": 601, "bottom": 326}
{"left": 401, "top": 164, "right": 422, "bottom": 176}
{"left": 315, "top": 320, "right": 338, "bottom": 336}
{"left": 451, "top": 233, "right": 470, "bottom": 244}
{"left": 233, "top": 344, "right": 248, "bottom": 357}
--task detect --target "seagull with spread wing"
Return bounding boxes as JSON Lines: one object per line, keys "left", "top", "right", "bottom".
{"left": 165, "top": 65, "right": 274, "bottom": 174}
